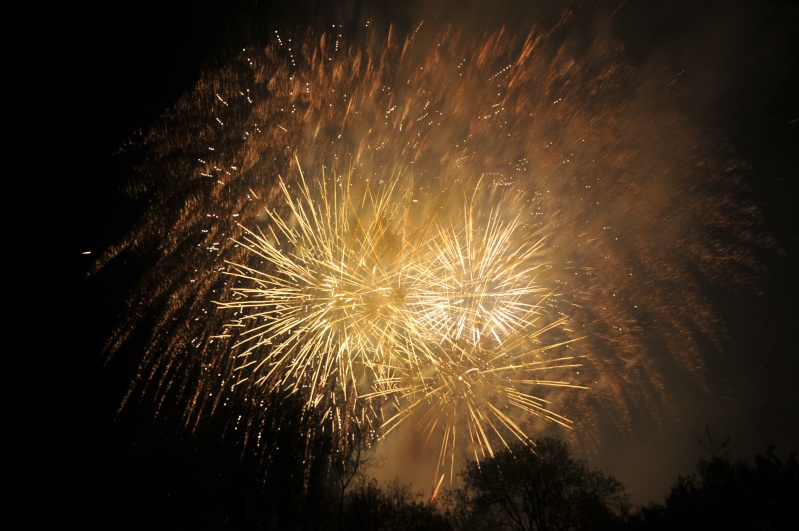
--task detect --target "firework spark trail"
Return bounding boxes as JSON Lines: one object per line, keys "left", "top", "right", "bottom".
{"left": 406, "top": 198, "right": 549, "bottom": 347}
{"left": 218, "top": 165, "right": 415, "bottom": 402}
{"left": 374, "top": 323, "right": 586, "bottom": 480}
{"left": 92, "top": 12, "right": 774, "bottom": 483}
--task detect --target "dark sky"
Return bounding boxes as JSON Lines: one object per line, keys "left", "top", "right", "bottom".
{"left": 59, "top": 0, "right": 798, "bottom": 519}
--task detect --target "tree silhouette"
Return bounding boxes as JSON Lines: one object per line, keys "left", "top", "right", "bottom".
{"left": 332, "top": 422, "right": 382, "bottom": 530}
{"left": 452, "top": 436, "right": 630, "bottom": 531}
{"left": 628, "top": 440, "right": 799, "bottom": 531}
{"left": 341, "top": 478, "right": 454, "bottom": 531}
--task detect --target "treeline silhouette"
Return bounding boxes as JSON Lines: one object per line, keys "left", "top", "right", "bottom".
{"left": 81, "top": 399, "right": 797, "bottom": 530}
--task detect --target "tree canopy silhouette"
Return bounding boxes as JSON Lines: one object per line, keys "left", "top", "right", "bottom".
{"left": 342, "top": 478, "right": 454, "bottom": 531}
{"left": 452, "top": 436, "right": 630, "bottom": 531}
{"left": 627, "top": 441, "right": 799, "bottom": 531}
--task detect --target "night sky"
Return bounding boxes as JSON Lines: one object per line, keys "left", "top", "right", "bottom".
{"left": 58, "top": 0, "right": 798, "bottom": 523}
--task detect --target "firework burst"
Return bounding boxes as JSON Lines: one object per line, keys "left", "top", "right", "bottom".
{"left": 91, "top": 10, "right": 774, "bottom": 486}
{"left": 213, "top": 154, "right": 583, "bottom": 474}
{"left": 216, "top": 165, "right": 414, "bottom": 402}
